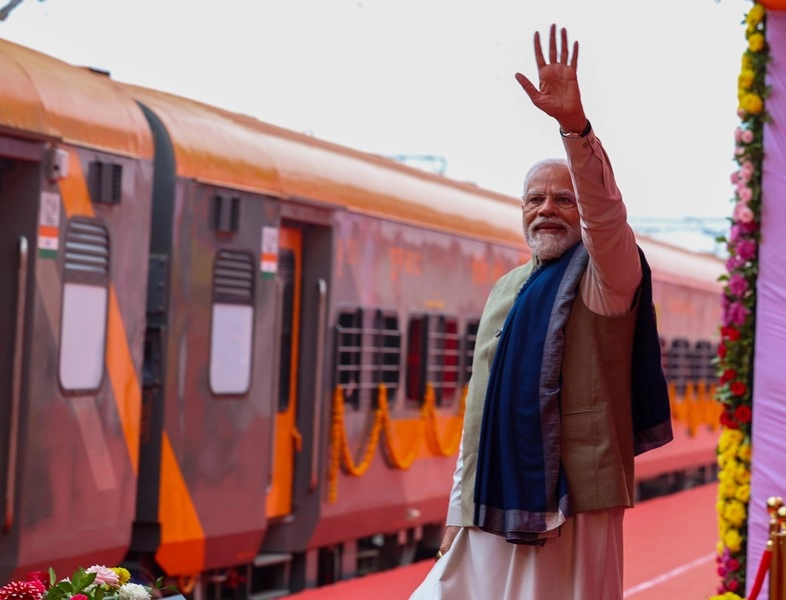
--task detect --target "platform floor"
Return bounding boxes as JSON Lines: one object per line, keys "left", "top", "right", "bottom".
{"left": 282, "top": 483, "right": 720, "bottom": 599}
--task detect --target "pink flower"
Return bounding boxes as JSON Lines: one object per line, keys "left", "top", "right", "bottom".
{"left": 741, "top": 161, "right": 755, "bottom": 179}
{"left": 726, "top": 255, "right": 745, "bottom": 271}
{"left": 734, "top": 203, "right": 755, "bottom": 224}
{"left": 730, "top": 170, "right": 741, "bottom": 185}
{"left": 735, "top": 146, "right": 746, "bottom": 156}
{"left": 736, "top": 239, "right": 756, "bottom": 261}
{"left": 729, "top": 274, "right": 748, "bottom": 297}
{"left": 85, "top": 566, "right": 120, "bottom": 587}
{"left": 72, "top": 595, "right": 89, "bottom": 600}
{"left": 728, "top": 558, "right": 741, "bottom": 571}
{"left": 725, "top": 301, "right": 749, "bottom": 326}
{"left": 717, "top": 565, "right": 727, "bottom": 577}
{"left": 741, "top": 129, "right": 754, "bottom": 144}
{"left": 728, "top": 578, "right": 739, "bottom": 591}
{"left": 0, "top": 581, "right": 45, "bottom": 600}
{"left": 737, "top": 186, "right": 753, "bottom": 203}
{"left": 734, "top": 127, "right": 744, "bottom": 142}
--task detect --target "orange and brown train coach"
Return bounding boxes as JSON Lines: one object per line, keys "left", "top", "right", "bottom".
{"left": 0, "top": 39, "right": 723, "bottom": 597}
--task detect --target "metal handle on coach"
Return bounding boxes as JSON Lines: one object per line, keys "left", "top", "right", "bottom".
{"left": 4, "top": 236, "right": 28, "bottom": 532}
{"left": 310, "top": 278, "right": 327, "bottom": 491}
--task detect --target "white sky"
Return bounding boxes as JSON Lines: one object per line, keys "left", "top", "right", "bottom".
{"left": 0, "top": 0, "right": 747, "bottom": 249}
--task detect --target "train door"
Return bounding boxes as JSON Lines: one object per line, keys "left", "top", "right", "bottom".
{"left": 0, "top": 153, "right": 37, "bottom": 580}
{"left": 267, "top": 227, "right": 302, "bottom": 519}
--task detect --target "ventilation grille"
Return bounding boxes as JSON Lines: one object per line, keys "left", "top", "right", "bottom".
{"left": 89, "top": 161, "right": 122, "bottom": 204}
{"left": 63, "top": 220, "right": 110, "bottom": 282}
{"left": 214, "top": 250, "right": 255, "bottom": 304}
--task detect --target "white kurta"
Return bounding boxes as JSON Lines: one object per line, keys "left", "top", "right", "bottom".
{"left": 410, "top": 507, "right": 624, "bottom": 600}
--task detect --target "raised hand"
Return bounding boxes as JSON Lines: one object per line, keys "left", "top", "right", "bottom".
{"left": 514, "top": 24, "right": 587, "bottom": 134}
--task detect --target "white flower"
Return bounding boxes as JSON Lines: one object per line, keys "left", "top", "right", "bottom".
{"left": 117, "top": 584, "right": 151, "bottom": 600}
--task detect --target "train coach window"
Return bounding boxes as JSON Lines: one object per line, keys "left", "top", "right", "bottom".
{"left": 693, "top": 339, "right": 718, "bottom": 382}
{"left": 666, "top": 338, "right": 692, "bottom": 393}
{"left": 463, "top": 319, "right": 480, "bottom": 384}
{"left": 406, "top": 314, "right": 460, "bottom": 406}
{"left": 209, "top": 250, "right": 255, "bottom": 396}
{"left": 374, "top": 310, "right": 401, "bottom": 398}
{"left": 59, "top": 219, "right": 110, "bottom": 393}
{"left": 335, "top": 308, "right": 364, "bottom": 409}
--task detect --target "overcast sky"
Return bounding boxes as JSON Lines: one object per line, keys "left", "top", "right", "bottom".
{"left": 0, "top": 0, "right": 747, "bottom": 248}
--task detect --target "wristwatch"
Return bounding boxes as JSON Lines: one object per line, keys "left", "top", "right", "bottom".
{"left": 559, "top": 120, "right": 592, "bottom": 139}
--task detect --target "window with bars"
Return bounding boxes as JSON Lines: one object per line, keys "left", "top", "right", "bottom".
{"left": 334, "top": 308, "right": 403, "bottom": 410}
{"left": 208, "top": 249, "right": 255, "bottom": 396}
{"left": 406, "top": 314, "right": 461, "bottom": 406}
{"left": 335, "top": 308, "right": 365, "bottom": 409}
{"left": 374, "top": 310, "right": 401, "bottom": 397}
{"left": 692, "top": 339, "right": 718, "bottom": 383}
{"left": 463, "top": 319, "right": 480, "bottom": 385}
{"left": 59, "top": 218, "right": 110, "bottom": 392}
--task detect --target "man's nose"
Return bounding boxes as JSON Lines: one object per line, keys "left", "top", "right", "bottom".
{"left": 537, "top": 195, "right": 559, "bottom": 216}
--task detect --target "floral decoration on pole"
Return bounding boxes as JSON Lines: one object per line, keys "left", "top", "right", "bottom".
{"left": 710, "top": 2, "right": 769, "bottom": 598}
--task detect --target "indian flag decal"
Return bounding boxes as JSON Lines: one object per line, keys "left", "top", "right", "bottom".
{"left": 260, "top": 226, "right": 279, "bottom": 279}
{"left": 38, "top": 191, "right": 61, "bottom": 259}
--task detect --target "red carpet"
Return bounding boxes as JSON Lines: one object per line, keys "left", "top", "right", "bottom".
{"left": 284, "top": 483, "right": 720, "bottom": 599}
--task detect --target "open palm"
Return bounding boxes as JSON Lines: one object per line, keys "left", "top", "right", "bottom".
{"left": 515, "top": 25, "right": 586, "bottom": 132}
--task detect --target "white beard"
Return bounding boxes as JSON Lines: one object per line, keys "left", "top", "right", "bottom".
{"left": 525, "top": 219, "right": 582, "bottom": 260}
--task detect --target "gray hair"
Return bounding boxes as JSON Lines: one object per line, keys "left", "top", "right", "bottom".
{"left": 522, "top": 158, "right": 569, "bottom": 195}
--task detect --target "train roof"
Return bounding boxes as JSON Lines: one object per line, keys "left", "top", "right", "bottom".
{"left": 0, "top": 39, "right": 152, "bottom": 158}
{"left": 636, "top": 235, "right": 724, "bottom": 293}
{"left": 0, "top": 38, "right": 727, "bottom": 294}
{"left": 118, "top": 82, "right": 526, "bottom": 248}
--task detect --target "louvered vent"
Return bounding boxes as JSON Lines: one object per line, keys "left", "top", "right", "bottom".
{"left": 213, "top": 250, "right": 255, "bottom": 304}
{"left": 63, "top": 219, "right": 110, "bottom": 284}
{"left": 88, "top": 161, "right": 122, "bottom": 204}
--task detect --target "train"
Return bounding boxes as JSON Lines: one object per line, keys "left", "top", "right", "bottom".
{"left": 0, "top": 39, "right": 724, "bottom": 598}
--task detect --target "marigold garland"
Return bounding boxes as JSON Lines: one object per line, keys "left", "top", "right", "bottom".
{"left": 328, "top": 383, "right": 466, "bottom": 503}
{"left": 711, "top": 2, "right": 770, "bottom": 598}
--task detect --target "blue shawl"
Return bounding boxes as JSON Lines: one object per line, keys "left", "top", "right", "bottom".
{"left": 473, "top": 244, "right": 672, "bottom": 544}
{"left": 473, "top": 243, "right": 588, "bottom": 544}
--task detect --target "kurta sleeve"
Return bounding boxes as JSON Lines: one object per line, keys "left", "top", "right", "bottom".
{"left": 562, "top": 131, "right": 641, "bottom": 316}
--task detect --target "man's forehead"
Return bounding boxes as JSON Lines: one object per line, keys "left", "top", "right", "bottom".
{"left": 525, "top": 165, "right": 574, "bottom": 191}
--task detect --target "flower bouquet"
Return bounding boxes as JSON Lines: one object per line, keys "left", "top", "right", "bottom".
{"left": 0, "top": 566, "right": 176, "bottom": 600}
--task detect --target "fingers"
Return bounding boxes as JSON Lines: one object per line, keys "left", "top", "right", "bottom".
{"left": 559, "top": 27, "right": 568, "bottom": 64}
{"left": 514, "top": 72, "right": 537, "bottom": 98}
{"left": 571, "top": 40, "right": 579, "bottom": 70}
{"left": 536, "top": 24, "right": 576, "bottom": 67}
{"left": 548, "top": 23, "right": 557, "bottom": 64}
{"left": 439, "top": 526, "right": 461, "bottom": 556}
{"left": 533, "top": 30, "right": 545, "bottom": 68}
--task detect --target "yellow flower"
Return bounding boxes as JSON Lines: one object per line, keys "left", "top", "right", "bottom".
{"left": 735, "top": 464, "right": 752, "bottom": 485}
{"left": 738, "top": 69, "right": 756, "bottom": 90}
{"left": 736, "top": 484, "right": 751, "bottom": 503}
{"left": 725, "top": 528, "right": 743, "bottom": 553}
{"left": 111, "top": 567, "right": 131, "bottom": 585}
{"left": 717, "top": 499, "right": 727, "bottom": 515}
{"left": 740, "top": 93, "right": 764, "bottom": 115}
{"left": 720, "top": 479, "right": 739, "bottom": 499}
{"left": 747, "top": 4, "right": 765, "bottom": 27}
{"left": 724, "top": 499, "right": 748, "bottom": 527}
{"left": 737, "top": 443, "right": 752, "bottom": 462}
{"left": 749, "top": 33, "right": 766, "bottom": 53}
{"left": 742, "top": 53, "right": 754, "bottom": 71}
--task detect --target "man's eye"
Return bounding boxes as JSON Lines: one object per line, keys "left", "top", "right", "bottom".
{"left": 557, "top": 196, "right": 576, "bottom": 207}
{"left": 526, "top": 196, "right": 544, "bottom": 205}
